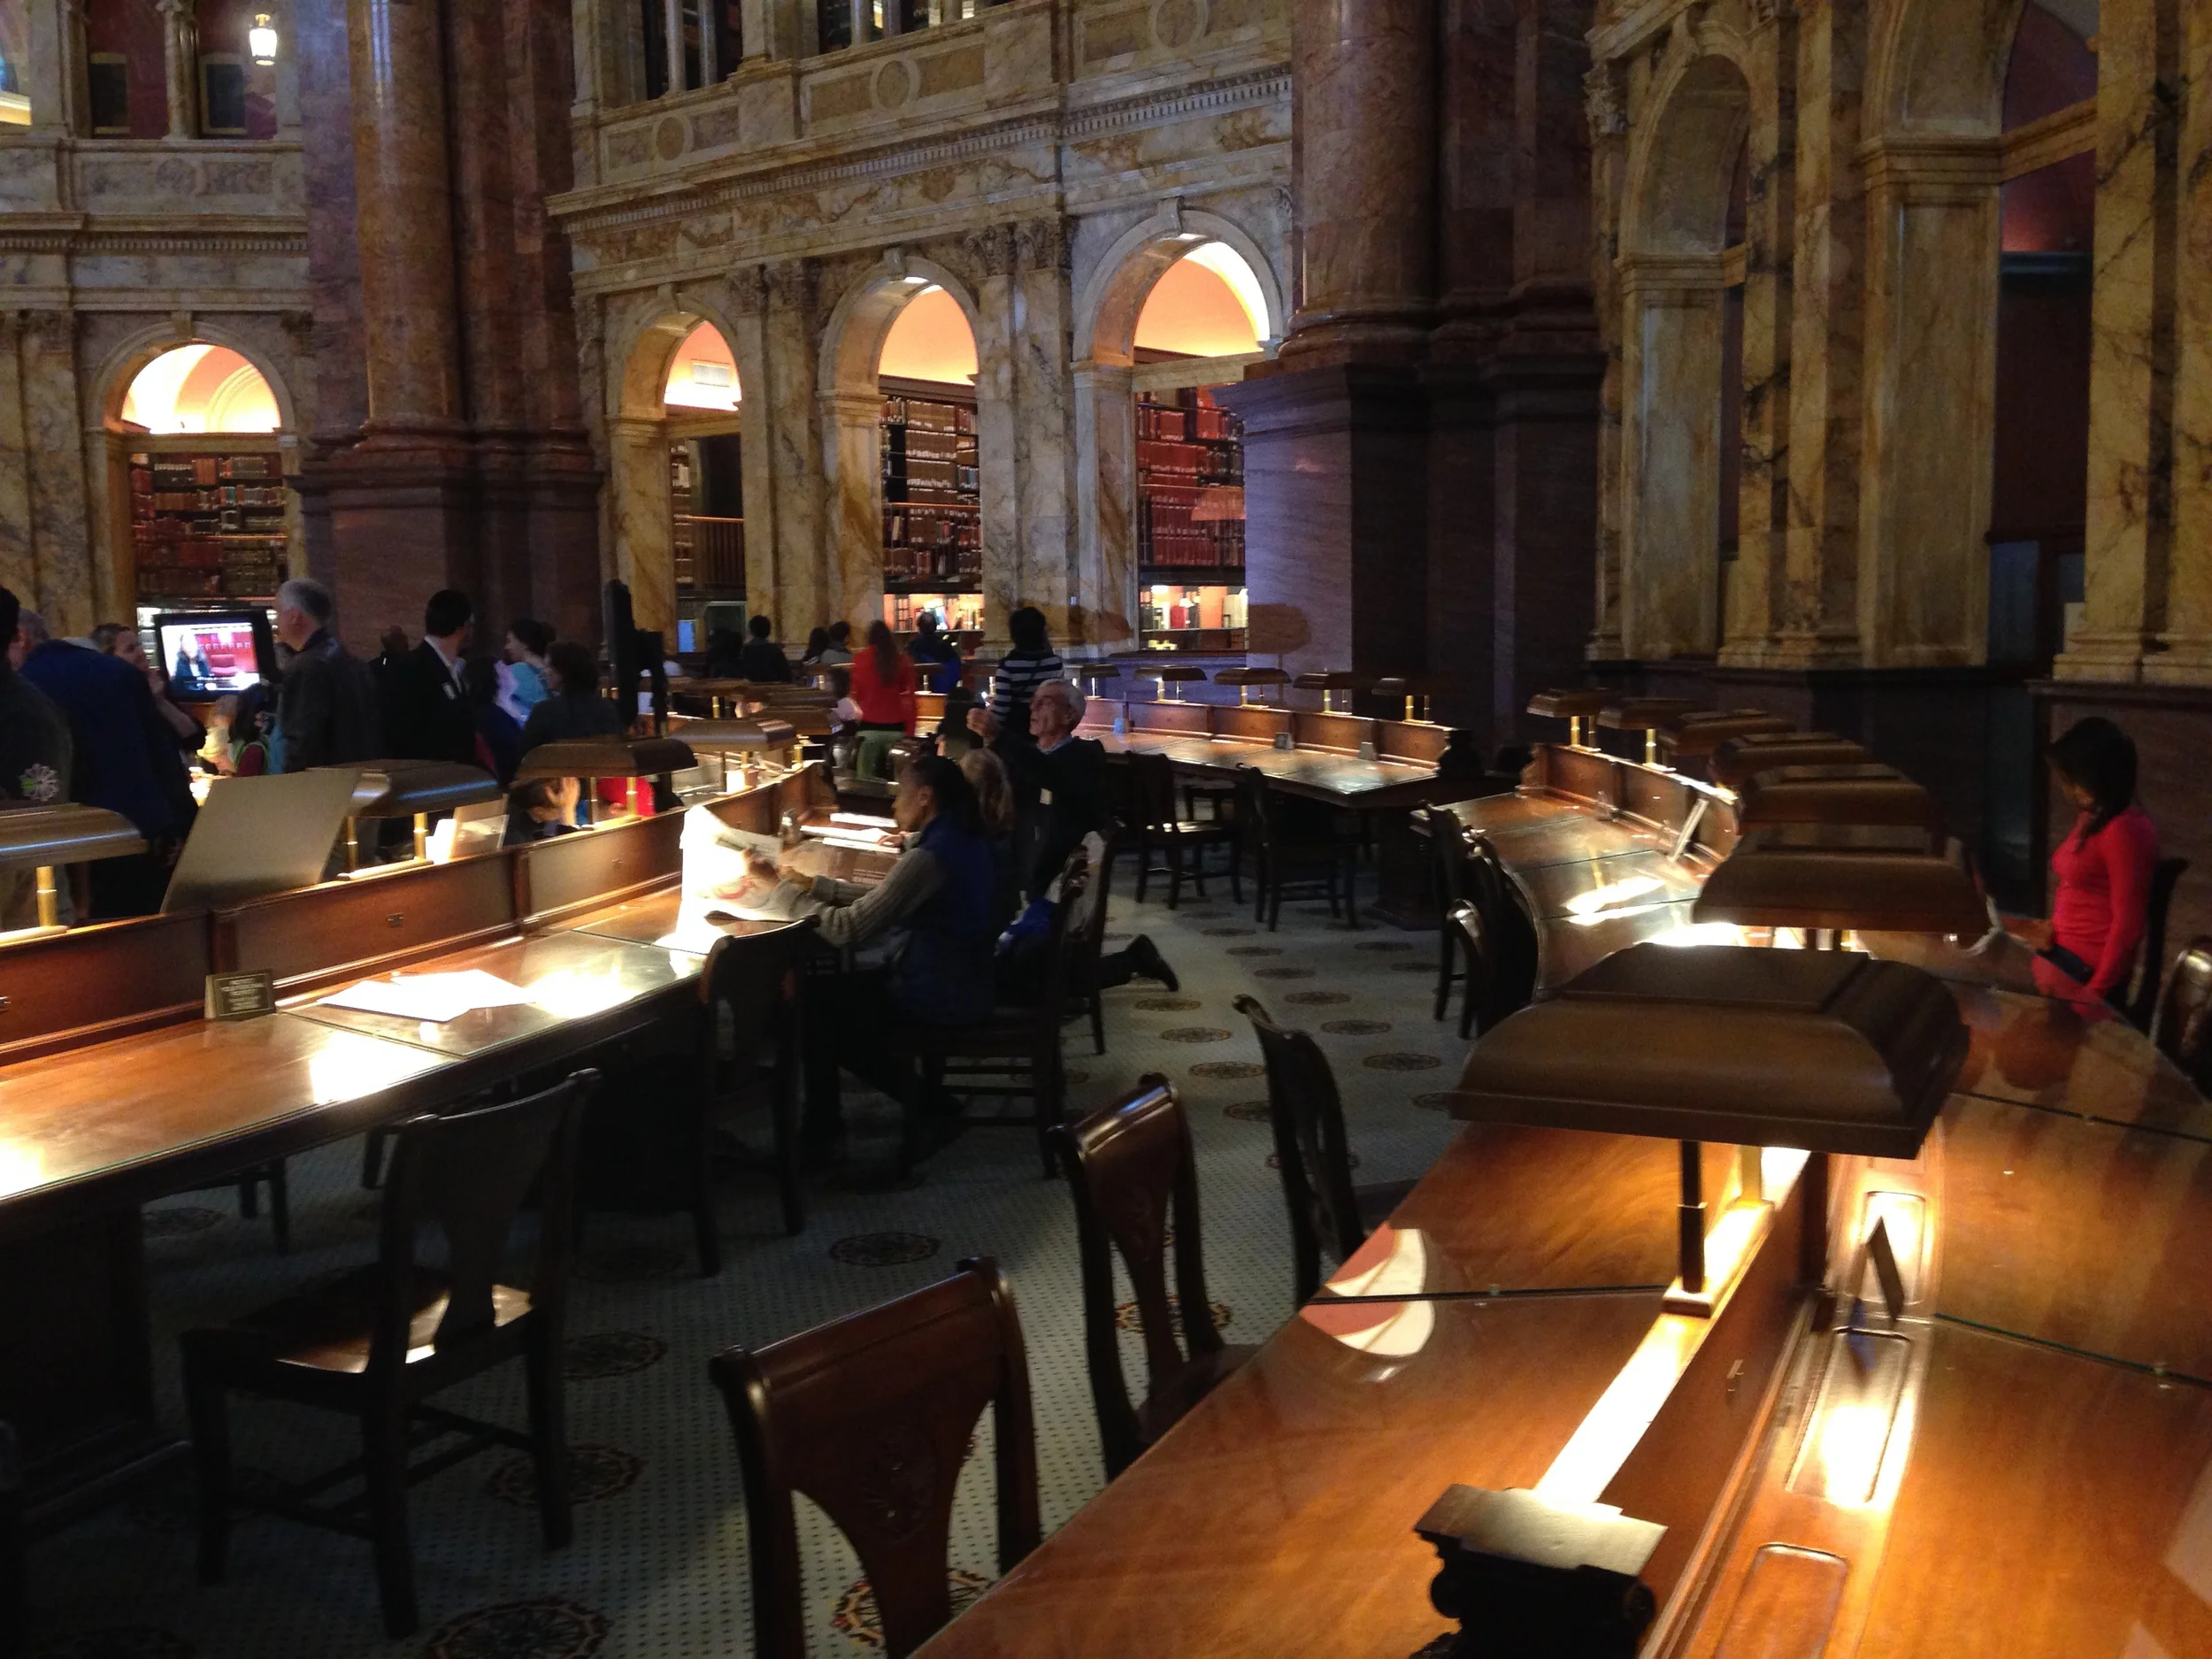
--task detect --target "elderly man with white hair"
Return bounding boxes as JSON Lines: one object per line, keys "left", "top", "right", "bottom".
{"left": 969, "top": 675, "right": 1179, "bottom": 995}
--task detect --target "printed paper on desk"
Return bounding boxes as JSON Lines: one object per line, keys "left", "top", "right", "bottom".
{"left": 680, "top": 804, "right": 818, "bottom": 922}
{"left": 321, "top": 970, "right": 536, "bottom": 1023}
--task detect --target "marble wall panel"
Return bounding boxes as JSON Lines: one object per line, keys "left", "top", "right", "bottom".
{"left": 0, "top": 324, "right": 35, "bottom": 609}
{"left": 1619, "top": 274, "right": 1724, "bottom": 658}
{"left": 611, "top": 414, "right": 676, "bottom": 632}
{"left": 2151, "top": 0, "right": 2212, "bottom": 680}
{"left": 1011, "top": 228, "right": 1079, "bottom": 638}
{"left": 1072, "top": 362, "right": 1137, "bottom": 649}
{"left": 968, "top": 241, "right": 1022, "bottom": 644}
{"left": 20, "top": 314, "right": 93, "bottom": 631}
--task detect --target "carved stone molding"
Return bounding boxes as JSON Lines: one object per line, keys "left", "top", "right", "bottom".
{"left": 961, "top": 222, "right": 1017, "bottom": 280}
{"left": 1015, "top": 215, "right": 1071, "bottom": 275}
{"left": 763, "top": 257, "right": 818, "bottom": 312}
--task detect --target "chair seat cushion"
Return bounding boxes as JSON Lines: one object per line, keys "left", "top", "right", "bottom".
{"left": 194, "top": 1266, "right": 533, "bottom": 1375}
{"left": 1134, "top": 1343, "right": 1261, "bottom": 1448}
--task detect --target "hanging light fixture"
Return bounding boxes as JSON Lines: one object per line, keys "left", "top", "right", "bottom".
{"left": 249, "top": 13, "right": 278, "bottom": 65}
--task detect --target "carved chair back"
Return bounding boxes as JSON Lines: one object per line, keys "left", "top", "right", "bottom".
{"left": 2155, "top": 936, "right": 2212, "bottom": 1094}
{"left": 1235, "top": 995, "right": 1363, "bottom": 1304}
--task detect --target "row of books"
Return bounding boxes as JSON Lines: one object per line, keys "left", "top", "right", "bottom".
{"left": 137, "top": 454, "right": 272, "bottom": 486}
{"left": 881, "top": 397, "right": 974, "bottom": 434}
{"left": 1136, "top": 402, "right": 1238, "bottom": 443}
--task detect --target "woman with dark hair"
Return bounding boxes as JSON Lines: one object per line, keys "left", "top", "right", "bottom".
{"left": 2021, "top": 716, "right": 2160, "bottom": 1007}
{"left": 799, "top": 626, "right": 832, "bottom": 667}
{"left": 518, "top": 641, "right": 626, "bottom": 751}
{"left": 763, "top": 752, "right": 1001, "bottom": 1161}
{"left": 989, "top": 604, "right": 1064, "bottom": 744}
{"left": 848, "top": 618, "right": 918, "bottom": 779}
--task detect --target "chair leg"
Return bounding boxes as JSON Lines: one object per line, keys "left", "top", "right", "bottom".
{"left": 1033, "top": 1052, "right": 1062, "bottom": 1180}
{"left": 1167, "top": 841, "right": 1183, "bottom": 910}
{"left": 1459, "top": 976, "right": 1479, "bottom": 1041}
{"left": 526, "top": 1333, "right": 573, "bottom": 1552}
{"left": 181, "top": 1355, "right": 231, "bottom": 1586}
{"left": 1089, "top": 987, "right": 1106, "bottom": 1056}
{"left": 265, "top": 1161, "right": 290, "bottom": 1255}
{"left": 1227, "top": 837, "right": 1243, "bottom": 905}
{"left": 773, "top": 1064, "right": 805, "bottom": 1237}
{"left": 360, "top": 1128, "right": 388, "bottom": 1190}
{"left": 235, "top": 1177, "right": 258, "bottom": 1219}
{"left": 690, "top": 1087, "right": 722, "bottom": 1279}
{"left": 1433, "top": 929, "right": 1455, "bottom": 1021}
{"left": 1344, "top": 859, "right": 1359, "bottom": 928}
{"left": 1135, "top": 843, "right": 1151, "bottom": 903}
{"left": 362, "top": 1410, "right": 419, "bottom": 1638}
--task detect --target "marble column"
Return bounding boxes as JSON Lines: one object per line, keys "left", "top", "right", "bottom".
{"left": 729, "top": 272, "right": 782, "bottom": 618}
{"left": 1071, "top": 362, "right": 1137, "bottom": 651}
{"left": 1585, "top": 59, "right": 1630, "bottom": 660}
{"left": 1772, "top": 0, "right": 1867, "bottom": 666}
{"left": 1855, "top": 137, "right": 2000, "bottom": 666}
{"left": 1282, "top": 0, "right": 1437, "bottom": 361}
{"left": 1617, "top": 258, "right": 1725, "bottom": 659}
{"left": 157, "top": 0, "right": 196, "bottom": 139}
{"left": 0, "top": 318, "right": 35, "bottom": 605}
{"left": 823, "top": 388, "right": 885, "bottom": 634}
{"left": 760, "top": 259, "right": 830, "bottom": 637}
{"left": 1011, "top": 219, "right": 1079, "bottom": 646}
{"left": 2148, "top": 0, "right": 2211, "bottom": 681}
{"left": 2057, "top": 0, "right": 2176, "bottom": 681}
{"left": 19, "top": 314, "right": 93, "bottom": 631}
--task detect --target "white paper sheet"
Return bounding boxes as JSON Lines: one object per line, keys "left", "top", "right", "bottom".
{"left": 320, "top": 969, "right": 537, "bottom": 1023}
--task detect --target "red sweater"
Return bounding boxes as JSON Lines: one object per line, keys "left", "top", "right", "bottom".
{"left": 2044, "top": 803, "right": 2159, "bottom": 997}
{"left": 849, "top": 648, "right": 918, "bottom": 733}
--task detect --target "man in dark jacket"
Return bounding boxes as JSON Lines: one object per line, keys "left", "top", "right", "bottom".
{"left": 273, "top": 577, "right": 381, "bottom": 772}
{"left": 968, "top": 677, "right": 1109, "bottom": 899}
{"left": 20, "top": 614, "right": 196, "bottom": 917}
{"left": 735, "top": 614, "right": 792, "bottom": 682}
{"left": 382, "top": 588, "right": 479, "bottom": 765}
{"left": 0, "top": 588, "right": 70, "bottom": 809}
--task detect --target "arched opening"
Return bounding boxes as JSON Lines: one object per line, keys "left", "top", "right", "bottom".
{"left": 1985, "top": 0, "right": 2099, "bottom": 889}
{"left": 875, "top": 282, "right": 983, "bottom": 640}
{"left": 612, "top": 315, "right": 744, "bottom": 648}
{"left": 1130, "top": 242, "right": 1263, "bottom": 650}
{"left": 1617, "top": 53, "right": 1750, "bottom": 659}
{"left": 112, "top": 342, "right": 294, "bottom": 627}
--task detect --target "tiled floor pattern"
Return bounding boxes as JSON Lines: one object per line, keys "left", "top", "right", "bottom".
{"left": 21, "top": 877, "right": 1468, "bottom": 1658}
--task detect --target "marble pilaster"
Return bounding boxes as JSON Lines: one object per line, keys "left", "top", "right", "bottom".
{"left": 1011, "top": 219, "right": 1079, "bottom": 644}
{"left": 19, "top": 314, "right": 93, "bottom": 632}
{"left": 0, "top": 319, "right": 35, "bottom": 607}
{"left": 2056, "top": 0, "right": 2176, "bottom": 680}
{"left": 964, "top": 225, "right": 1020, "bottom": 648}
{"left": 1855, "top": 137, "right": 2000, "bottom": 667}
{"left": 157, "top": 0, "right": 196, "bottom": 139}
{"left": 2147, "top": 0, "right": 2212, "bottom": 681}
{"left": 824, "top": 388, "right": 885, "bottom": 634}
{"left": 611, "top": 414, "right": 676, "bottom": 634}
{"left": 759, "top": 259, "right": 829, "bottom": 633}
{"left": 1071, "top": 362, "right": 1137, "bottom": 652}
{"left": 1586, "top": 59, "right": 1630, "bottom": 660}
{"left": 27, "top": 0, "right": 83, "bottom": 134}
{"left": 1617, "top": 258, "right": 1725, "bottom": 659}
{"left": 1770, "top": 0, "right": 1866, "bottom": 666}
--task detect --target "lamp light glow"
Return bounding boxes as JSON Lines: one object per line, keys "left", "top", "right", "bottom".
{"left": 249, "top": 13, "right": 277, "bottom": 65}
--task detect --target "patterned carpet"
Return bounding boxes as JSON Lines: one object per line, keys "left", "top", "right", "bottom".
{"left": 21, "top": 868, "right": 1470, "bottom": 1659}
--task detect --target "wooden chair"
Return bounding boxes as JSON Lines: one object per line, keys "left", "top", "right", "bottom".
{"left": 1462, "top": 836, "right": 1539, "bottom": 1015}
{"left": 1234, "top": 764, "right": 1356, "bottom": 931}
{"left": 1064, "top": 828, "right": 1119, "bottom": 1056}
{"left": 693, "top": 926, "right": 808, "bottom": 1273}
{"left": 1126, "top": 750, "right": 1239, "bottom": 909}
{"left": 2154, "top": 937, "right": 2212, "bottom": 1094}
{"left": 1235, "top": 996, "right": 1419, "bottom": 1305}
{"left": 174, "top": 1161, "right": 292, "bottom": 1251}
{"left": 1423, "top": 806, "right": 1471, "bottom": 1019}
{"left": 891, "top": 853, "right": 1090, "bottom": 1180}
{"left": 709, "top": 1256, "right": 1040, "bottom": 1659}
{"left": 2126, "top": 856, "right": 2192, "bottom": 1033}
{"left": 1448, "top": 902, "right": 1507, "bottom": 1041}
{"left": 180, "top": 1071, "right": 594, "bottom": 1638}
{"left": 1049, "top": 1077, "right": 1259, "bottom": 1479}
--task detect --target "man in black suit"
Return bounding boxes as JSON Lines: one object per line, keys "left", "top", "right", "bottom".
{"left": 382, "top": 588, "right": 479, "bottom": 765}
{"left": 273, "top": 577, "right": 381, "bottom": 772}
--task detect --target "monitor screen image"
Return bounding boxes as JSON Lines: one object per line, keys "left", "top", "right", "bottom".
{"left": 155, "top": 611, "right": 270, "bottom": 697}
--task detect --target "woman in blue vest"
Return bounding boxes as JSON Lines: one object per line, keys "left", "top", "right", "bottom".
{"left": 780, "top": 752, "right": 1002, "bottom": 1162}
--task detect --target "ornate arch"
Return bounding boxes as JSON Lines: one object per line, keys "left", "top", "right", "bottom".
{"left": 1867, "top": 0, "right": 2028, "bottom": 139}
{"left": 91, "top": 319, "right": 301, "bottom": 434}
{"left": 1621, "top": 44, "right": 1755, "bottom": 257}
{"left": 1072, "top": 204, "right": 1287, "bottom": 367}
{"left": 817, "top": 251, "right": 984, "bottom": 399}
{"left": 611, "top": 296, "right": 746, "bottom": 422}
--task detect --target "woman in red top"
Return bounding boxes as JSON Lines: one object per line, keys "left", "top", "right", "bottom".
{"left": 2024, "top": 717, "right": 2159, "bottom": 1009}
{"left": 848, "top": 620, "right": 918, "bottom": 780}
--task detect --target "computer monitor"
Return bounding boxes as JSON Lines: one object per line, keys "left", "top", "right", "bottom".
{"left": 152, "top": 610, "right": 274, "bottom": 699}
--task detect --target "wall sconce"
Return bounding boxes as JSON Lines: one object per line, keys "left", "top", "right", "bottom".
{"left": 249, "top": 14, "right": 278, "bottom": 65}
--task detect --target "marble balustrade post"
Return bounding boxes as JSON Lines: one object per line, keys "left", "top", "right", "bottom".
{"left": 1773, "top": 0, "right": 1866, "bottom": 665}
{"left": 1854, "top": 137, "right": 2000, "bottom": 667}
{"left": 823, "top": 388, "right": 884, "bottom": 634}
{"left": 345, "top": 0, "right": 464, "bottom": 438}
{"left": 2148, "top": 0, "right": 2211, "bottom": 681}
{"left": 1283, "top": 0, "right": 1437, "bottom": 360}
{"left": 157, "top": 0, "right": 196, "bottom": 138}
{"left": 1617, "top": 260, "right": 1726, "bottom": 659}
{"left": 2058, "top": 0, "right": 2177, "bottom": 680}
{"left": 698, "top": 0, "right": 718, "bottom": 81}
{"left": 1071, "top": 361, "right": 1137, "bottom": 653}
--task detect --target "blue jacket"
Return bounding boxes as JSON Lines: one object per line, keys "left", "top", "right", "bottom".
{"left": 21, "top": 641, "right": 196, "bottom": 841}
{"left": 894, "top": 816, "right": 1002, "bottom": 1024}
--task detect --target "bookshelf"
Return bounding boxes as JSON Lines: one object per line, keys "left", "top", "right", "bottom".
{"left": 881, "top": 376, "right": 981, "bottom": 593}
{"left": 129, "top": 443, "right": 288, "bottom": 603}
{"left": 1136, "top": 384, "right": 1245, "bottom": 649}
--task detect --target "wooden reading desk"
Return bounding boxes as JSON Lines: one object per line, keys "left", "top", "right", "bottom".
{"left": 0, "top": 761, "right": 840, "bottom": 1537}
{"left": 928, "top": 739, "right": 2212, "bottom": 1656}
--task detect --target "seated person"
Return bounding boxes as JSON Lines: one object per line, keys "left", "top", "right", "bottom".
{"left": 518, "top": 641, "right": 627, "bottom": 750}
{"left": 751, "top": 755, "right": 1002, "bottom": 1159}
{"left": 966, "top": 676, "right": 1106, "bottom": 902}
{"left": 504, "top": 776, "right": 580, "bottom": 844}
{"left": 2012, "top": 716, "right": 2159, "bottom": 1011}
{"left": 995, "top": 830, "right": 1177, "bottom": 1001}
{"left": 961, "top": 745, "right": 1022, "bottom": 934}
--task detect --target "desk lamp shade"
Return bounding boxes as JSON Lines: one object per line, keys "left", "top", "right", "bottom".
{"left": 0, "top": 804, "right": 147, "bottom": 869}
{"left": 1707, "top": 733, "right": 1871, "bottom": 788}
{"left": 673, "top": 719, "right": 797, "bottom": 753}
{"left": 1658, "top": 710, "right": 1798, "bottom": 757}
{"left": 1692, "top": 825, "right": 1988, "bottom": 935}
{"left": 1595, "top": 698, "right": 1699, "bottom": 730}
{"left": 327, "top": 761, "right": 502, "bottom": 819}
{"left": 1525, "top": 687, "right": 1615, "bottom": 719}
{"left": 513, "top": 736, "right": 697, "bottom": 782}
{"left": 1734, "top": 764, "right": 1940, "bottom": 831}
{"left": 1451, "top": 943, "right": 1968, "bottom": 1158}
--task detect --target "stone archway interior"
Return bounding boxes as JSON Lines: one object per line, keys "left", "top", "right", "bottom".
{"left": 120, "top": 344, "right": 280, "bottom": 434}
{"left": 664, "top": 321, "right": 740, "bottom": 412}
